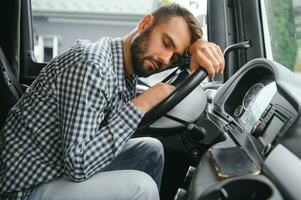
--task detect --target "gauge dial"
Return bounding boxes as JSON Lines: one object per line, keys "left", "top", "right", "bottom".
{"left": 243, "top": 83, "right": 264, "bottom": 110}
{"left": 234, "top": 105, "right": 244, "bottom": 117}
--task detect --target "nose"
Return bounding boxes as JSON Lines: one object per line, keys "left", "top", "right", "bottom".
{"left": 159, "top": 49, "right": 173, "bottom": 66}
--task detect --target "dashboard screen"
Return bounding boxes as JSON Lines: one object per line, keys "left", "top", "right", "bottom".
{"left": 235, "top": 82, "right": 277, "bottom": 132}
{"left": 262, "top": 115, "right": 284, "bottom": 144}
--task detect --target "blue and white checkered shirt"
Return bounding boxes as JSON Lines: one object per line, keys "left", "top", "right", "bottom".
{"left": 0, "top": 37, "right": 145, "bottom": 200}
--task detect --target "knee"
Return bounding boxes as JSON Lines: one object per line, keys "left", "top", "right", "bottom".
{"left": 143, "top": 138, "right": 164, "bottom": 164}
{"left": 134, "top": 171, "right": 160, "bottom": 200}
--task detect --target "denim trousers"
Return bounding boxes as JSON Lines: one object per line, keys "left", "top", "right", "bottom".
{"left": 28, "top": 137, "right": 164, "bottom": 200}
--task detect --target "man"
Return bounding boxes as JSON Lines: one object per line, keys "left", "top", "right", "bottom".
{"left": 0, "top": 3, "right": 224, "bottom": 200}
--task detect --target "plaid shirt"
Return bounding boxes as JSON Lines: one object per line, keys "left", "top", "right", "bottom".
{"left": 0, "top": 37, "right": 145, "bottom": 200}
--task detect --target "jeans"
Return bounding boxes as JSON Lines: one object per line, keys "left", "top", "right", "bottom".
{"left": 28, "top": 137, "right": 164, "bottom": 200}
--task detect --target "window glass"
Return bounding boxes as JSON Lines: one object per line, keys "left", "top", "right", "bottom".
{"left": 262, "top": 0, "right": 301, "bottom": 76}
{"left": 32, "top": 0, "right": 208, "bottom": 85}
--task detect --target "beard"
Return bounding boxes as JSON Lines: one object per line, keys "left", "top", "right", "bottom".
{"left": 130, "top": 28, "right": 166, "bottom": 77}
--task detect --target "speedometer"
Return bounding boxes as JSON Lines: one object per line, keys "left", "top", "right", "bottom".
{"left": 243, "top": 83, "right": 264, "bottom": 110}
{"left": 238, "top": 82, "right": 277, "bottom": 132}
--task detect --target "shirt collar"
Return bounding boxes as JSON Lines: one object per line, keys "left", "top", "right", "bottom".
{"left": 111, "top": 38, "right": 137, "bottom": 94}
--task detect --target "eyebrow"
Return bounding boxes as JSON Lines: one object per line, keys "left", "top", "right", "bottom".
{"left": 163, "top": 33, "right": 185, "bottom": 56}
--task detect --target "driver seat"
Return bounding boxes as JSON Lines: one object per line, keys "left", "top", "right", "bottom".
{"left": 0, "top": 47, "right": 23, "bottom": 129}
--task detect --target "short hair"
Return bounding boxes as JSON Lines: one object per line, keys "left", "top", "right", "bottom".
{"left": 151, "top": 3, "right": 203, "bottom": 43}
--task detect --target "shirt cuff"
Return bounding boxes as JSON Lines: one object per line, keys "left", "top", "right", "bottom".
{"left": 128, "top": 100, "right": 145, "bottom": 118}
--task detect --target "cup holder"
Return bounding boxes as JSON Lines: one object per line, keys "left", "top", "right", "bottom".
{"left": 199, "top": 176, "right": 281, "bottom": 200}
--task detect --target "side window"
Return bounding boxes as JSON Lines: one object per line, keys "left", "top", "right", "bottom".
{"left": 31, "top": 0, "right": 208, "bottom": 84}
{"left": 261, "top": 0, "right": 301, "bottom": 75}
{"left": 34, "top": 35, "right": 59, "bottom": 62}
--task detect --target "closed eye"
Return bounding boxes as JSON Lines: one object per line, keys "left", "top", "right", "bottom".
{"left": 163, "top": 38, "right": 172, "bottom": 49}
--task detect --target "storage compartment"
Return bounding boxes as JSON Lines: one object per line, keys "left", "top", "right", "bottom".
{"left": 199, "top": 175, "right": 282, "bottom": 200}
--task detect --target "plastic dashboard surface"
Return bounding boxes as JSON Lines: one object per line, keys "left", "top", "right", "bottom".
{"left": 212, "top": 58, "right": 301, "bottom": 163}
{"left": 187, "top": 59, "right": 301, "bottom": 200}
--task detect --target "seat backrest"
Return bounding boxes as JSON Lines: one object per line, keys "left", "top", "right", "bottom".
{"left": 0, "top": 47, "right": 20, "bottom": 129}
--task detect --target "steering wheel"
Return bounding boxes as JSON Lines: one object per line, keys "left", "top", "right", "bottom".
{"left": 136, "top": 67, "right": 207, "bottom": 132}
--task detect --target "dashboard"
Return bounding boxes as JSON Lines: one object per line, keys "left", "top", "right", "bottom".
{"left": 233, "top": 81, "right": 277, "bottom": 133}
{"left": 184, "top": 58, "right": 301, "bottom": 200}
{"left": 212, "top": 59, "right": 300, "bottom": 163}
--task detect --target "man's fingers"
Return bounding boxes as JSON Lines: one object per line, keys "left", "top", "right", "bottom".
{"left": 190, "top": 55, "right": 215, "bottom": 77}
{"left": 188, "top": 38, "right": 225, "bottom": 76}
{"left": 215, "top": 44, "right": 225, "bottom": 73}
{"left": 153, "top": 82, "right": 175, "bottom": 91}
{"left": 206, "top": 46, "right": 222, "bottom": 73}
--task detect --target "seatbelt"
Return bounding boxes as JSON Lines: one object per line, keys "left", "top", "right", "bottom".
{"left": 0, "top": 47, "right": 23, "bottom": 99}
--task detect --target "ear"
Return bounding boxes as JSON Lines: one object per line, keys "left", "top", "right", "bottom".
{"left": 137, "top": 15, "right": 154, "bottom": 33}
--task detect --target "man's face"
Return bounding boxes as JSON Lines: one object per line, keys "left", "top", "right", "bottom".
{"left": 130, "top": 16, "right": 191, "bottom": 77}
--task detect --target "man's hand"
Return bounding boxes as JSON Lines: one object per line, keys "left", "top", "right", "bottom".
{"left": 188, "top": 38, "right": 224, "bottom": 77}
{"left": 132, "top": 83, "right": 175, "bottom": 113}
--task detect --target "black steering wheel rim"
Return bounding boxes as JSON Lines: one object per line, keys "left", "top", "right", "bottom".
{"left": 137, "top": 68, "right": 207, "bottom": 132}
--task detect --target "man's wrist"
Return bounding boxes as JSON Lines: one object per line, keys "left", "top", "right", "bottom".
{"left": 131, "top": 99, "right": 149, "bottom": 114}
{"left": 188, "top": 38, "right": 204, "bottom": 55}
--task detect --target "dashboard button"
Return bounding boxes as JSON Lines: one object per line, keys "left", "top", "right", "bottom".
{"left": 251, "top": 121, "right": 265, "bottom": 137}
{"left": 261, "top": 104, "right": 272, "bottom": 118}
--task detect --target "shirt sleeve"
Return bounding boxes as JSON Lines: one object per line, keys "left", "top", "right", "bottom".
{"left": 56, "top": 59, "right": 144, "bottom": 182}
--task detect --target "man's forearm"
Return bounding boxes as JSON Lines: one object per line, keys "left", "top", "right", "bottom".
{"left": 63, "top": 101, "right": 144, "bottom": 182}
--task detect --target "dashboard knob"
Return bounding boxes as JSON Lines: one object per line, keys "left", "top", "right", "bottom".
{"left": 187, "top": 123, "right": 206, "bottom": 141}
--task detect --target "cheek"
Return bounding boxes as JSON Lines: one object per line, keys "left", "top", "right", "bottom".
{"left": 143, "top": 39, "right": 164, "bottom": 58}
